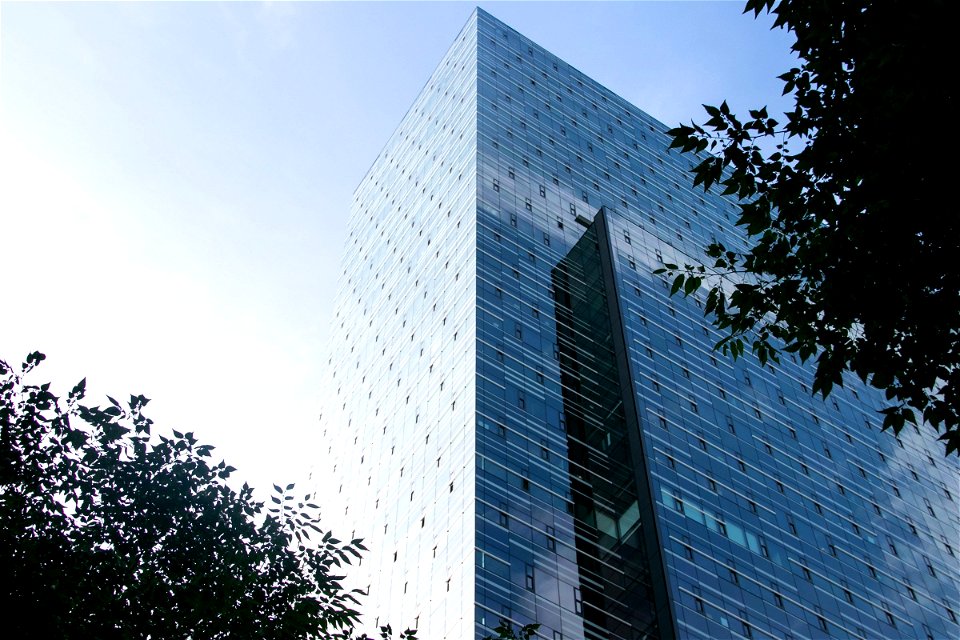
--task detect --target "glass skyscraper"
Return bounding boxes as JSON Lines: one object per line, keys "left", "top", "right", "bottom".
{"left": 316, "top": 9, "right": 958, "bottom": 640}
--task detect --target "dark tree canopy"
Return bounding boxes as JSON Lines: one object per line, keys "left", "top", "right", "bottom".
{"left": 0, "top": 352, "right": 413, "bottom": 639}
{"left": 663, "top": 0, "right": 958, "bottom": 454}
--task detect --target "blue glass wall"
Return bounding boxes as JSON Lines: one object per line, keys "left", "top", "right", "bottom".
{"left": 599, "top": 203, "right": 959, "bottom": 639}
{"left": 320, "top": 8, "right": 959, "bottom": 640}
{"left": 474, "top": 8, "right": 958, "bottom": 638}
{"left": 317, "top": 13, "right": 479, "bottom": 639}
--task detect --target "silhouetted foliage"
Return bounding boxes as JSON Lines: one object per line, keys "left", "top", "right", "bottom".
{"left": 483, "top": 620, "right": 540, "bottom": 640}
{"left": 0, "top": 351, "right": 415, "bottom": 639}
{"left": 662, "top": 0, "right": 958, "bottom": 454}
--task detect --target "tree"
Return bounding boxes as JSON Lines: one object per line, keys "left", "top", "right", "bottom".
{"left": 484, "top": 620, "right": 540, "bottom": 640}
{"left": 0, "top": 351, "right": 414, "bottom": 639}
{"left": 662, "top": 0, "right": 958, "bottom": 454}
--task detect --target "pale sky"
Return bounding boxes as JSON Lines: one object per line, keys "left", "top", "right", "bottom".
{"left": 0, "top": 1, "right": 795, "bottom": 503}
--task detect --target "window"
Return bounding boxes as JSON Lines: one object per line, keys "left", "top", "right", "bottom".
{"left": 672, "top": 492, "right": 685, "bottom": 513}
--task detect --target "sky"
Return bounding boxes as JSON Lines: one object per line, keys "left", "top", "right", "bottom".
{"left": 0, "top": 1, "right": 796, "bottom": 503}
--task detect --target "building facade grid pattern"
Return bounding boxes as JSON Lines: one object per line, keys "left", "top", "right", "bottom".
{"left": 317, "top": 9, "right": 959, "bottom": 640}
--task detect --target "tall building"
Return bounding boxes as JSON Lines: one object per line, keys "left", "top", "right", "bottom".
{"left": 316, "top": 9, "right": 959, "bottom": 640}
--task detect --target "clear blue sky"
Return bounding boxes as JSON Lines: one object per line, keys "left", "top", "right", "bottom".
{"left": 0, "top": 1, "right": 795, "bottom": 500}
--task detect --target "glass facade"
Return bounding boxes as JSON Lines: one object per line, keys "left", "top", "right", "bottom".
{"left": 317, "top": 9, "right": 959, "bottom": 640}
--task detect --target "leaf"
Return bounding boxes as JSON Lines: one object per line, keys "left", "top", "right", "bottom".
{"left": 683, "top": 276, "right": 702, "bottom": 296}
{"left": 705, "top": 288, "right": 719, "bottom": 314}
{"left": 671, "top": 274, "right": 685, "bottom": 295}
{"left": 23, "top": 351, "right": 46, "bottom": 373}
{"left": 69, "top": 378, "right": 87, "bottom": 401}
{"left": 65, "top": 429, "right": 88, "bottom": 448}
